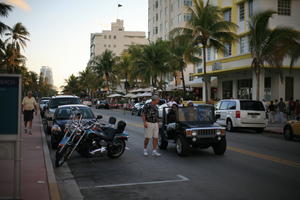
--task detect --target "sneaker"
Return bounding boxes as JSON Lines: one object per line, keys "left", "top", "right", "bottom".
{"left": 143, "top": 150, "right": 149, "bottom": 157}
{"left": 152, "top": 150, "right": 161, "bottom": 157}
{"left": 29, "top": 129, "right": 32, "bottom": 135}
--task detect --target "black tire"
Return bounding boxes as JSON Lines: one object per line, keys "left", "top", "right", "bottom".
{"left": 108, "top": 139, "right": 126, "bottom": 159}
{"left": 226, "top": 119, "right": 234, "bottom": 132}
{"left": 283, "top": 126, "right": 294, "bottom": 141}
{"left": 51, "top": 135, "right": 59, "bottom": 149}
{"left": 255, "top": 128, "right": 264, "bottom": 133}
{"left": 212, "top": 138, "right": 227, "bottom": 155}
{"left": 176, "top": 135, "right": 190, "bottom": 156}
{"left": 55, "top": 145, "right": 71, "bottom": 167}
{"left": 158, "top": 130, "right": 168, "bottom": 150}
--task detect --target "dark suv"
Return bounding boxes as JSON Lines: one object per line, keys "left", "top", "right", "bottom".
{"left": 159, "top": 104, "right": 226, "bottom": 156}
{"left": 43, "top": 95, "right": 81, "bottom": 134}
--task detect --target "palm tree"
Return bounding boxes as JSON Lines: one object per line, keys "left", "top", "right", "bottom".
{"left": 172, "top": 0, "right": 237, "bottom": 103}
{"left": 169, "top": 34, "right": 202, "bottom": 93}
{"left": 78, "top": 66, "right": 102, "bottom": 97}
{"left": 114, "top": 52, "right": 132, "bottom": 93}
{"left": 129, "top": 40, "right": 171, "bottom": 89}
{"left": 63, "top": 74, "right": 80, "bottom": 95}
{"left": 249, "top": 10, "right": 300, "bottom": 100}
{"left": 5, "top": 22, "right": 30, "bottom": 51}
{"left": 0, "top": 2, "right": 13, "bottom": 34}
{"left": 90, "top": 50, "right": 116, "bottom": 93}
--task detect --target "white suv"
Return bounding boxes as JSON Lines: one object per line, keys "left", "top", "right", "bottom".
{"left": 215, "top": 99, "right": 267, "bottom": 133}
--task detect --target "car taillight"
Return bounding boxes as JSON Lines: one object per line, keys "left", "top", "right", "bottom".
{"left": 236, "top": 111, "right": 241, "bottom": 118}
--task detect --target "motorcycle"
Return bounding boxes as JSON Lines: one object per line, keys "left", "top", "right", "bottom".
{"left": 55, "top": 114, "right": 128, "bottom": 167}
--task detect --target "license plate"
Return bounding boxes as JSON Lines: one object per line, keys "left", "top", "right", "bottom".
{"left": 251, "top": 115, "right": 257, "bottom": 118}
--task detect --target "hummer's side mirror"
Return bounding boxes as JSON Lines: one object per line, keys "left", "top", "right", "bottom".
{"left": 97, "top": 115, "right": 103, "bottom": 120}
{"left": 215, "top": 114, "right": 220, "bottom": 120}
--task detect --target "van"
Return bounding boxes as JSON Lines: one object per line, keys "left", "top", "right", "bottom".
{"left": 215, "top": 99, "right": 267, "bottom": 133}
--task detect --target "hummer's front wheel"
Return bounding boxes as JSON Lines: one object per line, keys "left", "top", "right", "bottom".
{"left": 176, "top": 135, "right": 189, "bottom": 156}
{"left": 212, "top": 138, "right": 226, "bottom": 155}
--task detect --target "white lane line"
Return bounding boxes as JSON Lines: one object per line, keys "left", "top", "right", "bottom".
{"left": 80, "top": 174, "right": 189, "bottom": 190}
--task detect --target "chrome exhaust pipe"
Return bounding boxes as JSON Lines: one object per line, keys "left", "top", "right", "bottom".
{"left": 90, "top": 147, "right": 106, "bottom": 155}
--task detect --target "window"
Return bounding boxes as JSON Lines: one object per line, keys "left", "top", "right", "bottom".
{"left": 165, "top": 7, "right": 167, "bottom": 16}
{"left": 219, "top": 101, "right": 230, "bottom": 110}
{"left": 160, "top": 23, "right": 163, "bottom": 33}
{"left": 207, "top": 47, "right": 211, "bottom": 61}
{"left": 113, "top": 35, "right": 116, "bottom": 39}
{"left": 155, "top": 1, "right": 158, "bottom": 8}
{"left": 184, "top": 0, "right": 192, "bottom": 7}
{"left": 109, "top": 35, "right": 111, "bottom": 39}
{"left": 108, "top": 44, "right": 111, "bottom": 48}
{"left": 184, "top": 13, "right": 192, "bottom": 22}
{"left": 239, "top": 3, "right": 245, "bottom": 22}
{"left": 178, "top": 0, "right": 180, "bottom": 8}
{"left": 237, "top": 79, "right": 252, "bottom": 99}
{"left": 248, "top": 0, "right": 253, "bottom": 17}
{"left": 240, "top": 100, "right": 265, "bottom": 111}
{"left": 104, "top": 44, "right": 106, "bottom": 47}
{"left": 224, "top": 9, "right": 231, "bottom": 22}
{"left": 113, "top": 45, "right": 116, "bottom": 48}
{"left": 154, "top": 27, "right": 158, "bottom": 34}
{"left": 156, "top": 13, "right": 158, "bottom": 21}
{"left": 104, "top": 35, "right": 107, "bottom": 39}
{"left": 224, "top": 43, "right": 231, "bottom": 57}
{"left": 228, "top": 101, "right": 236, "bottom": 110}
{"left": 177, "top": 14, "right": 181, "bottom": 23}
{"left": 278, "top": 0, "right": 291, "bottom": 16}
{"left": 285, "top": 77, "right": 294, "bottom": 100}
{"left": 170, "top": 3, "right": 173, "bottom": 12}
{"left": 189, "top": 73, "right": 194, "bottom": 81}
{"left": 239, "top": 36, "right": 248, "bottom": 54}
{"left": 222, "top": 81, "right": 233, "bottom": 99}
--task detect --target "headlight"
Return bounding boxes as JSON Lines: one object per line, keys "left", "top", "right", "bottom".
{"left": 192, "top": 131, "right": 197, "bottom": 136}
{"left": 51, "top": 125, "right": 61, "bottom": 132}
{"left": 216, "top": 130, "right": 221, "bottom": 135}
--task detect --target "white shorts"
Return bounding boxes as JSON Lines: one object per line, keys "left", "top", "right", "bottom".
{"left": 144, "top": 122, "right": 159, "bottom": 139}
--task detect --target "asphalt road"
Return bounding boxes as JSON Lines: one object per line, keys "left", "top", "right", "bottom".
{"left": 49, "top": 108, "right": 300, "bottom": 200}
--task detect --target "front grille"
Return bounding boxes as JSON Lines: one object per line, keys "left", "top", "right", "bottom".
{"left": 198, "top": 129, "right": 216, "bottom": 136}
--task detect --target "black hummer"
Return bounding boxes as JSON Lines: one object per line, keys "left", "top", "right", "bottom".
{"left": 158, "top": 104, "right": 226, "bottom": 156}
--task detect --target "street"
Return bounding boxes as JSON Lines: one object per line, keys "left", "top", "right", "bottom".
{"left": 48, "top": 108, "right": 300, "bottom": 200}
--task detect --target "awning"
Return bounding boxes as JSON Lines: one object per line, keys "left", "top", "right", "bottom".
{"left": 123, "top": 93, "right": 135, "bottom": 98}
{"left": 107, "top": 94, "right": 123, "bottom": 98}
{"left": 192, "top": 66, "right": 251, "bottom": 77}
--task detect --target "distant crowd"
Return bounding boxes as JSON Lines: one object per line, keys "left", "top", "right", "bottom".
{"left": 266, "top": 98, "right": 300, "bottom": 124}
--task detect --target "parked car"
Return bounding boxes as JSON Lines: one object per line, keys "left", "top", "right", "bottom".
{"left": 283, "top": 117, "right": 300, "bottom": 140}
{"left": 131, "top": 102, "right": 144, "bottom": 116}
{"left": 44, "top": 95, "right": 81, "bottom": 134}
{"left": 215, "top": 99, "right": 267, "bottom": 133}
{"left": 82, "top": 99, "right": 92, "bottom": 107}
{"left": 96, "top": 100, "right": 109, "bottom": 109}
{"left": 50, "top": 104, "right": 96, "bottom": 149}
{"left": 39, "top": 99, "right": 49, "bottom": 118}
{"left": 159, "top": 104, "right": 226, "bottom": 156}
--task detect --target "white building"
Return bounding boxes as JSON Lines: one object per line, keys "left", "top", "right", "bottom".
{"left": 40, "top": 66, "right": 53, "bottom": 86}
{"left": 90, "top": 19, "right": 148, "bottom": 58}
{"left": 148, "top": 0, "right": 200, "bottom": 90}
{"left": 192, "top": 0, "right": 300, "bottom": 101}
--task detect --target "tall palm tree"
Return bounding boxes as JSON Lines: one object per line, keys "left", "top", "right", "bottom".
{"left": 169, "top": 34, "right": 202, "bottom": 93}
{"left": 90, "top": 50, "right": 116, "bottom": 93}
{"left": 63, "top": 74, "right": 80, "bottom": 95}
{"left": 5, "top": 22, "right": 30, "bottom": 51}
{"left": 173, "top": 0, "right": 237, "bottom": 103}
{"left": 114, "top": 52, "right": 132, "bottom": 94}
{"left": 249, "top": 10, "right": 300, "bottom": 100}
{"left": 0, "top": 2, "right": 13, "bottom": 34}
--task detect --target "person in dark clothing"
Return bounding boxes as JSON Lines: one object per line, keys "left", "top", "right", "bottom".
{"left": 268, "top": 101, "right": 275, "bottom": 123}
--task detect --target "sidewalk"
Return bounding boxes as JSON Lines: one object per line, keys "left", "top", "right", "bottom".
{"left": 0, "top": 115, "right": 60, "bottom": 199}
{"left": 264, "top": 122, "right": 285, "bottom": 134}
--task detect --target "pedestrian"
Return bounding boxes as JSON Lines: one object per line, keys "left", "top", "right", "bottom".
{"left": 295, "top": 99, "right": 300, "bottom": 120}
{"left": 167, "top": 96, "right": 176, "bottom": 107}
{"left": 142, "top": 95, "right": 161, "bottom": 157}
{"left": 277, "top": 98, "right": 286, "bottom": 123}
{"left": 22, "top": 91, "right": 38, "bottom": 135}
{"left": 288, "top": 97, "right": 296, "bottom": 120}
{"left": 268, "top": 101, "right": 275, "bottom": 123}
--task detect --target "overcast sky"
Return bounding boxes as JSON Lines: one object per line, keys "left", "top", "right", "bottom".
{"left": 3, "top": 0, "right": 148, "bottom": 88}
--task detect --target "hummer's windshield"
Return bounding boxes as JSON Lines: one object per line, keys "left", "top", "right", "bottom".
{"left": 177, "top": 106, "right": 215, "bottom": 123}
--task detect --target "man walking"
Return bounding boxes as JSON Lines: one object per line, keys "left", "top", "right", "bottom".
{"left": 142, "top": 95, "right": 161, "bottom": 157}
{"left": 22, "top": 91, "right": 37, "bottom": 134}
{"left": 277, "top": 98, "right": 286, "bottom": 123}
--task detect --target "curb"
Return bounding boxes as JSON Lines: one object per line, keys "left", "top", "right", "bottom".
{"left": 39, "top": 116, "right": 61, "bottom": 200}
{"left": 264, "top": 129, "right": 283, "bottom": 135}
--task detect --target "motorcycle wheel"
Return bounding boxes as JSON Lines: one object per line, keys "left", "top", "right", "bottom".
{"left": 55, "top": 145, "right": 71, "bottom": 167}
{"left": 107, "top": 139, "right": 126, "bottom": 159}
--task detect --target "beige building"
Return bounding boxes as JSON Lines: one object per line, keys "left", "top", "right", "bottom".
{"left": 90, "top": 19, "right": 148, "bottom": 58}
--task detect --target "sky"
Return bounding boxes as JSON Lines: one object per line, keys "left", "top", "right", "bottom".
{"left": 3, "top": 0, "right": 148, "bottom": 89}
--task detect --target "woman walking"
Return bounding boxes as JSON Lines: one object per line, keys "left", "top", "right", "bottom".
{"left": 22, "top": 91, "right": 38, "bottom": 134}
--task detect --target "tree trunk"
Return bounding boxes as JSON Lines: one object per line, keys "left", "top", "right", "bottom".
{"left": 105, "top": 73, "right": 110, "bottom": 94}
{"left": 256, "top": 70, "right": 260, "bottom": 101}
{"left": 125, "top": 73, "right": 128, "bottom": 94}
{"left": 180, "top": 61, "right": 186, "bottom": 94}
{"left": 202, "top": 45, "right": 209, "bottom": 104}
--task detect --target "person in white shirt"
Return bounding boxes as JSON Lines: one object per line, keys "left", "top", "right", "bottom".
{"left": 21, "top": 91, "right": 38, "bottom": 134}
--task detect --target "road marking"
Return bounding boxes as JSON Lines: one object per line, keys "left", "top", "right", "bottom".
{"left": 80, "top": 175, "right": 189, "bottom": 190}
{"left": 99, "top": 112, "right": 300, "bottom": 169}
{"left": 228, "top": 146, "right": 300, "bottom": 168}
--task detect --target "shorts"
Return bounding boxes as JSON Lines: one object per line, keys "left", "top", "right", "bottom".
{"left": 24, "top": 110, "right": 34, "bottom": 122}
{"left": 144, "top": 122, "right": 159, "bottom": 139}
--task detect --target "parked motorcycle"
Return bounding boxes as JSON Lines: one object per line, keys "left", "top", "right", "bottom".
{"left": 55, "top": 114, "right": 128, "bottom": 167}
